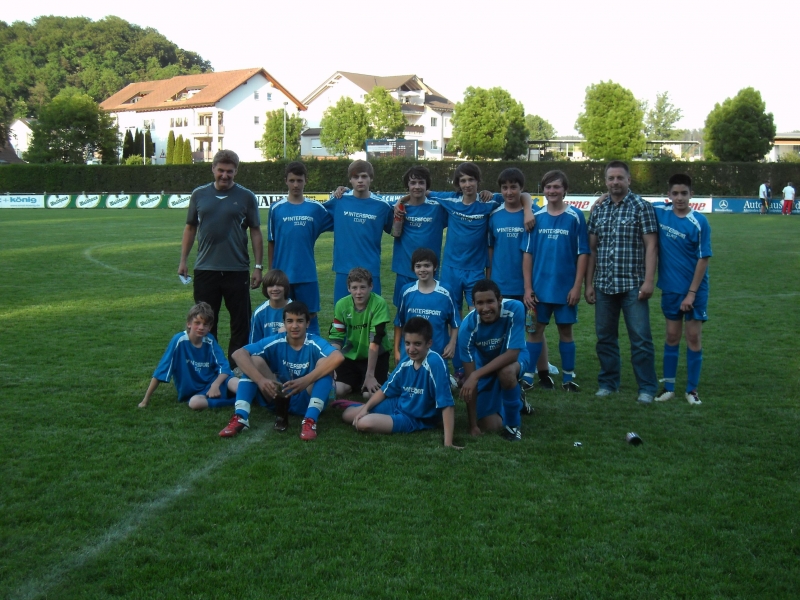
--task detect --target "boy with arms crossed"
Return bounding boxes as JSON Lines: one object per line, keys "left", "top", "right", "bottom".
{"left": 329, "top": 267, "right": 393, "bottom": 399}
{"left": 653, "top": 174, "right": 711, "bottom": 405}
{"left": 521, "top": 170, "right": 590, "bottom": 392}
{"left": 139, "top": 302, "right": 239, "bottom": 409}
{"left": 458, "top": 279, "right": 529, "bottom": 441}
{"left": 343, "top": 318, "right": 460, "bottom": 448}
{"left": 267, "top": 162, "right": 332, "bottom": 335}
{"left": 219, "top": 302, "right": 343, "bottom": 440}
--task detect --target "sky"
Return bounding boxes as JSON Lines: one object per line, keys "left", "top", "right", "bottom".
{"left": 5, "top": 0, "right": 800, "bottom": 136}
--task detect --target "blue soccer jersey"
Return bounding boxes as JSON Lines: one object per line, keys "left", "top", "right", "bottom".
{"left": 381, "top": 351, "right": 455, "bottom": 420}
{"left": 152, "top": 332, "right": 233, "bottom": 402}
{"left": 394, "top": 281, "right": 461, "bottom": 357}
{"left": 249, "top": 300, "right": 291, "bottom": 344}
{"left": 458, "top": 299, "right": 527, "bottom": 366}
{"left": 242, "top": 332, "right": 338, "bottom": 383}
{"left": 267, "top": 198, "right": 332, "bottom": 283}
{"left": 654, "top": 206, "right": 712, "bottom": 294}
{"left": 428, "top": 192, "right": 501, "bottom": 271}
{"left": 322, "top": 193, "right": 394, "bottom": 276}
{"left": 488, "top": 205, "right": 526, "bottom": 296}
{"left": 390, "top": 199, "right": 448, "bottom": 278}
{"left": 520, "top": 206, "right": 590, "bottom": 304}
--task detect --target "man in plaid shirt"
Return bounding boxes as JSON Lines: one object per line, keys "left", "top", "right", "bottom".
{"left": 585, "top": 161, "right": 659, "bottom": 403}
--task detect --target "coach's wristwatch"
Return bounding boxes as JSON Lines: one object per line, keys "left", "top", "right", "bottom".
{"left": 254, "top": 264, "right": 263, "bottom": 270}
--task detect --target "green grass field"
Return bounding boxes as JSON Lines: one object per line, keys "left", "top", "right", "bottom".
{"left": 1, "top": 209, "right": 798, "bottom": 599}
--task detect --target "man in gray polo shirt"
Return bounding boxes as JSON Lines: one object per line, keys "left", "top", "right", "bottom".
{"left": 178, "top": 150, "right": 263, "bottom": 366}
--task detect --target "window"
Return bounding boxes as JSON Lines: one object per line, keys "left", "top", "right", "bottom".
{"left": 431, "top": 140, "right": 438, "bottom": 150}
{"left": 254, "top": 141, "right": 259, "bottom": 148}
{"left": 431, "top": 117, "right": 438, "bottom": 127}
{"left": 267, "top": 92, "right": 272, "bottom": 101}
{"left": 444, "top": 118, "right": 450, "bottom": 127}
{"left": 254, "top": 116, "right": 260, "bottom": 124}
{"left": 254, "top": 91, "right": 259, "bottom": 100}
{"left": 170, "top": 118, "right": 175, "bottom": 127}
{"left": 311, "top": 138, "right": 323, "bottom": 150}
{"left": 183, "top": 117, "right": 188, "bottom": 127}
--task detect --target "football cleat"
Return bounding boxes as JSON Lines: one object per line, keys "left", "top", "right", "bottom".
{"left": 655, "top": 389, "right": 675, "bottom": 402}
{"left": 520, "top": 372, "right": 535, "bottom": 391}
{"left": 520, "top": 393, "right": 535, "bottom": 415}
{"left": 273, "top": 416, "right": 289, "bottom": 432}
{"left": 561, "top": 381, "right": 580, "bottom": 392}
{"left": 452, "top": 368, "right": 466, "bottom": 389}
{"left": 300, "top": 417, "right": 317, "bottom": 440}
{"left": 537, "top": 375, "right": 555, "bottom": 391}
{"left": 501, "top": 425, "right": 522, "bottom": 442}
{"left": 219, "top": 414, "right": 249, "bottom": 437}
{"left": 686, "top": 391, "right": 702, "bottom": 405}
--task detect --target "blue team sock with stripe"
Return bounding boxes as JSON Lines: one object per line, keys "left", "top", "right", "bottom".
{"left": 207, "top": 396, "right": 236, "bottom": 409}
{"left": 686, "top": 348, "right": 703, "bottom": 393}
{"left": 559, "top": 341, "right": 576, "bottom": 383}
{"left": 234, "top": 379, "right": 257, "bottom": 420}
{"left": 663, "top": 344, "right": 680, "bottom": 391}
{"left": 305, "top": 375, "right": 333, "bottom": 420}
{"left": 526, "top": 342, "right": 543, "bottom": 375}
{"left": 501, "top": 384, "right": 522, "bottom": 428}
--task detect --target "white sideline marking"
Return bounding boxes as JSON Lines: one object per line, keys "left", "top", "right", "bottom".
{"left": 82, "top": 244, "right": 174, "bottom": 281}
{"left": 10, "top": 430, "right": 265, "bottom": 600}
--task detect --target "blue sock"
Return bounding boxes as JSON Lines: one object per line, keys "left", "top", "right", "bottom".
{"left": 305, "top": 376, "right": 333, "bottom": 420}
{"left": 526, "top": 342, "right": 543, "bottom": 375}
{"left": 308, "top": 315, "right": 321, "bottom": 336}
{"left": 207, "top": 396, "right": 236, "bottom": 409}
{"left": 452, "top": 352, "right": 463, "bottom": 372}
{"left": 663, "top": 344, "right": 679, "bottom": 391}
{"left": 234, "top": 379, "right": 257, "bottom": 420}
{"left": 559, "top": 341, "right": 576, "bottom": 383}
{"left": 686, "top": 348, "right": 703, "bottom": 393}
{"left": 501, "top": 384, "right": 521, "bottom": 428}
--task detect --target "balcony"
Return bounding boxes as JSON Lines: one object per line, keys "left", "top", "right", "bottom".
{"left": 404, "top": 125, "right": 425, "bottom": 135}
{"left": 191, "top": 125, "right": 225, "bottom": 136}
{"left": 401, "top": 104, "right": 425, "bottom": 114}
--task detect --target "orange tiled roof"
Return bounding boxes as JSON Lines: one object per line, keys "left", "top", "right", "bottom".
{"left": 100, "top": 68, "right": 305, "bottom": 113}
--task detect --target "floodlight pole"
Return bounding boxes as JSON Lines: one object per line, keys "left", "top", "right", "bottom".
{"left": 283, "top": 102, "right": 288, "bottom": 159}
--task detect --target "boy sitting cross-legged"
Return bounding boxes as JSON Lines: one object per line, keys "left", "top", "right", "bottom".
{"left": 219, "top": 301, "right": 343, "bottom": 441}
{"left": 342, "top": 317, "right": 461, "bottom": 448}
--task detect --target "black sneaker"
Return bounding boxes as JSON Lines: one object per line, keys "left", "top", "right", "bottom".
{"left": 520, "top": 397, "right": 535, "bottom": 415}
{"left": 501, "top": 425, "right": 522, "bottom": 442}
{"left": 561, "top": 381, "right": 580, "bottom": 392}
{"left": 537, "top": 375, "right": 555, "bottom": 390}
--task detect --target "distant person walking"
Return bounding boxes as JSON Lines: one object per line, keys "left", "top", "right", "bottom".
{"left": 759, "top": 179, "right": 772, "bottom": 214}
{"left": 782, "top": 182, "right": 795, "bottom": 216}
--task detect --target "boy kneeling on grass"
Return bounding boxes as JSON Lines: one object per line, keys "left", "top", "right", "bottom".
{"left": 342, "top": 317, "right": 461, "bottom": 448}
{"left": 219, "top": 301, "right": 343, "bottom": 441}
{"left": 139, "top": 302, "right": 239, "bottom": 410}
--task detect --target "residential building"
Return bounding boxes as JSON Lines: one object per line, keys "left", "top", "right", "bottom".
{"left": 301, "top": 72, "right": 454, "bottom": 160}
{"left": 8, "top": 118, "right": 36, "bottom": 160}
{"left": 100, "top": 68, "right": 306, "bottom": 163}
{"left": 767, "top": 132, "right": 800, "bottom": 162}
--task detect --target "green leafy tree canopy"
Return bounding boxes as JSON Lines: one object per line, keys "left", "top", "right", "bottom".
{"left": 644, "top": 91, "right": 684, "bottom": 140}
{"left": 319, "top": 97, "right": 370, "bottom": 156}
{"left": 704, "top": 87, "right": 776, "bottom": 161}
{"left": 364, "top": 87, "right": 406, "bottom": 138}
{"left": 575, "top": 81, "right": 646, "bottom": 161}
{"left": 525, "top": 114, "right": 557, "bottom": 140}
{"left": 449, "top": 87, "right": 527, "bottom": 160}
{"left": 258, "top": 109, "right": 306, "bottom": 160}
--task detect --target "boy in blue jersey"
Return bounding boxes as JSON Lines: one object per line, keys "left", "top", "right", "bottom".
{"left": 653, "top": 174, "right": 711, "bottom": 405}
{"left": 324, "top": 160, "right": 394, "bottom": 305}
{"left": 219, "top": 301, "right": 344, "bottom": 441}
{"left": 458, "top": 279, "right": 530, "bottom": 441}
{"left": 342, "top": 318, "right": 461, "bottom": 448}
{"left": 521, "top": 170, "right": 590, "bottom": 392}
{"left": 268, "top": 161, "right": 332, "bottom": 334}
{"left": 139, "top": 302, "right": 239, "bottom": 409}
{"left": 393, "top": 247, "right": 460, "bottom": 365}
{"left": 249, "top": 269, "right": 290, "bottom": 345}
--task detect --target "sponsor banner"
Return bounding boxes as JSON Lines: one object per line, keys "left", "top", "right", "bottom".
{"left": 166, "top": 194, "right": 191, "bottom": 209}
{"left": 136, "top": 193, "right": 164, "bottom": 209}
{"left": 75, "top": 193, "right": 104, "bottom": 209}
{"left": 46, "top": 194, "right": 74, "bottom": 209}
{"left": 1, "top": 194, "right": 46, "bottom": 208}
{"left": 710, "top": 198, "right": 785, "bottom": 214}
{"left": 105, "top": 194, "right": 133, "bottom": 209}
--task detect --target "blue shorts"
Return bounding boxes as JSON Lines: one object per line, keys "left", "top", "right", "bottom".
{"left": 661, "top": 291, "right": 708, "bottom": 322}
{"left": 474, "top": 353, "right": 528, "bottom": 420}
{"left": 189, "top": 375, "right": 235, "bottom": 402}
{"left": 368, "top": 397, "right": 437, "bottom": 433}
{"left": 441, "top": 266, "right": 485, "bottom": 310}
{"left": 290, "top": 281, "right": 321, "bottom": 313}
{"left": 536, "top": 302, "right": 578, "bottom": 325}
{"left": 392, "top": 273, "right": 417, "bottom": 308}
{"left": 334, "top": 273, "right": 382, "bottom": 306}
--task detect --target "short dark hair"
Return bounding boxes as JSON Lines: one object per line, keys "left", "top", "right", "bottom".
{"left": 605, "top": 160, "right": 630, "bottom": 176}
{"left": 283, "top": 301, "right": 310, "bottom": 323}
{"left": 285, "top": 161, "right": 307, "bottom": 179}
{"left": 541, "top": 170, "right": 569, "bottom": 193}
{"left": 261, "top": 269, "right": 291, "bottom": 299}
{"left": 472, "top": 279, "right": 502, "bottom": 302}
{"left": 410, "top": 247, "right": 438, "bottom": 270}
{"left": 402, "top": 166, "right": 431, "bottom": 190}
{"left": 452, "top": 162, "right": 482, "bottom": 188}
{"left": 668, "top": 173, "right": 692, "bottom": 190}
{"left": 403, "top": 316, "right": 433, "bottom": 342}
{"left": 498, "top": 168, "right": 525, "bottom": 188}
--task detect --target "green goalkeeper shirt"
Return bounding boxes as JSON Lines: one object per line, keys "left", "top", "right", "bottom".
{"left": 329, "top": 293, "right": 392, "bottom": 360}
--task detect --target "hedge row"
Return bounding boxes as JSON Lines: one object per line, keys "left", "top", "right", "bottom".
{"left": 2, "top": 159, "right": 799, "bottom": 196}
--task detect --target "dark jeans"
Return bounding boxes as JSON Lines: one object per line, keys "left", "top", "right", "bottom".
{"left": 194, "top": 270, "right": 251, "bottom": 366}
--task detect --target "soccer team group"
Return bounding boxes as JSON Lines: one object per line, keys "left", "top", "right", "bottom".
{"left": 139, "top": 150, "right": 712, "bottom": 447}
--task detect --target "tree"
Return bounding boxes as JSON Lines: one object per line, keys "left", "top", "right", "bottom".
{"left": 449, "top": 87, "right": 527, "bottom": 160}
{"left": 364, "top": 86, "right": 405, "bottom": 138}
{"left": 319, "top": 97, "right": 370, "bottom": 156}
{"left": 144, "top": 129, "right": 155, "bottom": 163}
{"left": 644, "top": 92, "right": 683, "bottom": 140}
{"left": 182, "top": 138, "right": 192, "bottom": 164}
{"left": 122, "top": 129, "right": 135, "bottom": 159}
{"left": 133, "top": 129, "right": 144, "bottom": 161}
{"left": 25, "top": 88, "right": 120, "bottom": 164}
{"left": 704, "top": 87, "right": 776, "bottom": 161}
{"left": 174, "top": 134, "right": 185, "bottom": 164}
{"left": 166, "top": 130, "right": 175, "bottom": 164}
{"left": 575, "top": 81, "right": 646, "bottom": 161}
{"left": 525, "top": 114, "right": 556, "bottom": 140}
{"left": 258, "top": 109, "right": 306, "bottom": 160}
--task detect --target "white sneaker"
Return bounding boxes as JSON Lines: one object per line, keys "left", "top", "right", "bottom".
{"left": 655, "top": 389, "right": 675, "bottom": 402}
{"left": 595, "top": 388, "right": 615, "bottom": 397}
{"left": 637, "top": 393, "right": 654, "bottom": 404}
{"left": 686, "top": 391, "right": 702, "bottom": 405}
